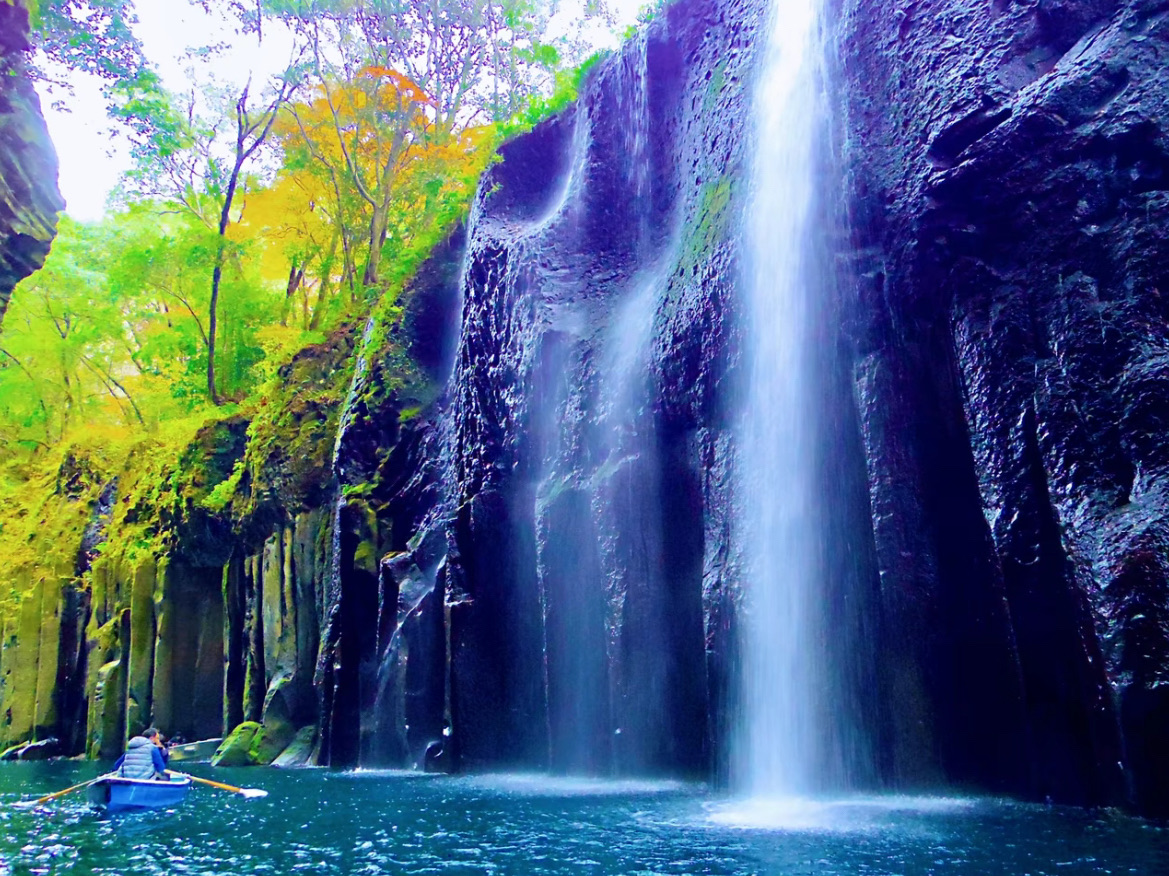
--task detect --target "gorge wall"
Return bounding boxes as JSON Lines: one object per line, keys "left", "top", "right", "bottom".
{"left": 0, "top": 0, "right": 62, "bottom": 329}
{"left": 2, "top": 0, "right": 1168, "bottom": 817}
{"left": 840, "top": 0, "right": 1169, "bottom": 814}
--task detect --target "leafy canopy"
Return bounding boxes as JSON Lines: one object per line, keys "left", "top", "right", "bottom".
{"left": 0, "top": 0, "right": 615, "bottom": 619}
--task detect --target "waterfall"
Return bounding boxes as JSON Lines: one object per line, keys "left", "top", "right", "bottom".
{"left": 735, "top": 0, "right": 828, "bottom": 797}
{"left": 534, "top": 30, "right": 696, "bottom": 774}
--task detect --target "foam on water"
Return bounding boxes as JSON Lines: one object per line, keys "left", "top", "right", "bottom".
{"left": 460, "top": 772, "right": 690, "bottom": 797}
{"left": 707, "top": 794, "right": 979, "bottom": 833}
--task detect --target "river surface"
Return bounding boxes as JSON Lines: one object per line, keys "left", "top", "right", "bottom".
{"left": 0, "top": 763, "right": 1163, "bottom": 875}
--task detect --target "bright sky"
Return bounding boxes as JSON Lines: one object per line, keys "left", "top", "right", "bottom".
{"left": 39, "top": 0, "right": 645, "bottom": 222}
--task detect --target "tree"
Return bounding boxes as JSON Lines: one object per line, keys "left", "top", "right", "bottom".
{"left": 189, "top": 0, "right": 598, "bottom": 308}
{"left": 288, "top": 67, "right": 430, "bottom": 291}
{"left": 116, "top": 63, "right": 303, "bottom": 403}
{"left": 238, "top": 163, "right": 341, "bottom": 329}
{"left": 265, "top": 0, "right": 566, "bottom": 133}
{"left": 255, "top": 65, "right": 496, "bottom": 314}
{"left": 25, "top": 0, "right": 146, "bottom": 83}
{"left": 1, "top": 0, "right": 600, "bottom": 450}
{"left": 0, "top": 218, "right": 144, "bottom": 451}
{"left": 206, "top": 74, "right": 301, "bottom": 404}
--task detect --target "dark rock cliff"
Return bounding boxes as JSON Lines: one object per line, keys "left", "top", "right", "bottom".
{"left": 334, "top": 0, "right": 774, "bottom": 779}
{"left": 3, "top": 0, "right": 1167, "bottom": 817}
{"left": 362, "top": 0, "right": 1169, "bottom": 810}
{"left": 839, "top": 0, "right": 1169, "bottom": 812}
{"left": 0, "top": 0, "right": 62, "bottom": 330}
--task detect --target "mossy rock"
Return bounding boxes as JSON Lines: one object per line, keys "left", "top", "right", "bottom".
{"left": 169, "top": 416, "right": 249, "bottom": 566}
{"left": 211, "top": 721, "right": 263, "bottom": 767}
{"left": 252, "top": 718, "right": 296, "bottom": 766}
{"left": 211, "top": 719, "right": 297, "bottom": 767}
{"left": 0, "top": 738, "right": 60, "bottom": 761}
{"left": 271, "top": 725, "right": 317, "bottom": 768}
{"left": 261, "top": 674, "right": 302, "bottom": 742}
{"left": 229, "top": 328, "right": 356, "bottom": 542}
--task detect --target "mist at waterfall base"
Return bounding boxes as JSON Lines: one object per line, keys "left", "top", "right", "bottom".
{"left": 1, "top": 763, "right": 1164, "bottom": 875}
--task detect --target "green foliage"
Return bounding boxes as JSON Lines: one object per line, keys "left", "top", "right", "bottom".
{"left": 0, "top": 207, "right": 290, "bottom": 457}
{"left": 263, "top": 0, "right": 574, "bottom": 132}
{"left": 680, "top": 175, "right": 736, "bottom": 277}
{"left": 0, "top": 443, "right": 106, "bottom": 616}
{"left": 0, "top": 217, "right": 137, "bottom": 446}
{"left": 108, "top": 69, "right": 195, "bottom": 165}
{"left": 27, "top": 0, "right": 146, "bottom": 83}
{"left": 497, "top": 50, "right": 607, "bottom": 140}
{"left": 204, "top": 328, "right": 355, "bottom": 531}
{"left": 0, "top": 0, "right": 615, "bottom": 640}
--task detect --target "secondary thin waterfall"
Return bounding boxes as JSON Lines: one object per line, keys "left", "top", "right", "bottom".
{"left": 536, "top": 33, "right": 671, "bottom": 774}
{"left": 735, "top": 0, "right": 826, "bottom": 796}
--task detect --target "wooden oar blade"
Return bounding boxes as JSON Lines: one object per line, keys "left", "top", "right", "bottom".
{"left": 180, "top": 773, "right": 268, "bottom": 798}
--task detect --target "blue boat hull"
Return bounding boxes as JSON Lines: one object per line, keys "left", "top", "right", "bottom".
{"left": 87, "top": 774, "right": 192, "bottom": 811}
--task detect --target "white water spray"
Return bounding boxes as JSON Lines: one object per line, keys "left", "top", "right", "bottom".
{"left": 736, "top": 0, "right": 827, "bottom": 797}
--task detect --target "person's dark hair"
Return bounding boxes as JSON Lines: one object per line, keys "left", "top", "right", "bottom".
{"left": 144, "top": 727, "right": 160, "bottom": 739}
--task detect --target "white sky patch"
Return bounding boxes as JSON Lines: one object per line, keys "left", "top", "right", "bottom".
{"left": 38, "top": 0, "right": 649, "bottom": 222}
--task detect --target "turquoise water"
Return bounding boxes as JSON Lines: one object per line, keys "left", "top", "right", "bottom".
{"left": 0, "top": 763, "right": 1164, "bottom": 874}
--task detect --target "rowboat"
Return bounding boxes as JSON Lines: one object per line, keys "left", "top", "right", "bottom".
{"left": 86, "top": 773, "right": 193, "bottom": 812}
{"left": 168, "top": 738, "right": 222, "bottom": 763}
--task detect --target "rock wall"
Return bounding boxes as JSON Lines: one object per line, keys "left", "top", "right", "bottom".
{"left": 351, "top": 0, "right": 1169, "bottom": 811}
{"left": 0, "top": 0, "right": 62, "bottom": 330}
{"left": 333, "top": 0, "right": 774, "bottom": 780}
{"left": 839, "top": 0, "right": 1169, "bottom": 813}
{"left": 2, "top": 0, "right": 1168, "bottom": 818}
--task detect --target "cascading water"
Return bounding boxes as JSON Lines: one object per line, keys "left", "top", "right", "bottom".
{"left": 734, "top": 0, "right": 829, "bottom": 797}
{"left": 535, "top": 31, "right": 688, "bottom": 774}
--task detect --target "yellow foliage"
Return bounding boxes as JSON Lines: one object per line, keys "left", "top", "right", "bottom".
{"left": 238, "top": 64, "right": 500, "bottom": 325}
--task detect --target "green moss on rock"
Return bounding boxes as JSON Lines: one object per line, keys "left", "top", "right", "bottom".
{"left": 212, "top": 328, "right": 356, "bottom": 545}
{"left": 88, "top": 655, "right": 125, "bottom": 759}
{"left": 212, "top": 720, "right": 263, "bottom": 766}
{"left": 212, "top": 718, "right": 295, "bottom": 767}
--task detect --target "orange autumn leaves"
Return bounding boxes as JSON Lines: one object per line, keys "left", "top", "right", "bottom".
{"left": 238, "top": 65, "right": 499, "bottom": 329}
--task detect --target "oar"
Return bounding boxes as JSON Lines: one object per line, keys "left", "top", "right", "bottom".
{"left": 16, "top": 777, "right": 98, "bottom": 808}
{"left": 176, "top": 772, "right": 268, "bottom": 799}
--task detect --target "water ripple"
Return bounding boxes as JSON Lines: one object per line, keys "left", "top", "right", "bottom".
{"left": 0, "top": 764, "right": 1164, "bottom": 875}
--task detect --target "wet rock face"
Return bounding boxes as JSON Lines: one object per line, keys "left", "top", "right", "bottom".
{"left": 0, "top": 1, "right": 62, "bottom": 329}
{"left": 840, "top": 0, "right": 1169, "bottom": 812}
{"left": 4, "top": 0, "right": 1162, "bottom": 815}
{"left": 399, "top": 0, "right": 1169, "bottom": 812}
{"left": 434, "top": 0, "right": 766, "bottom": 777}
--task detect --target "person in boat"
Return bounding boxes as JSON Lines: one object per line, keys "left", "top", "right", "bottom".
{"left": 113, "top": 728, "right": 170, "bottom": 780}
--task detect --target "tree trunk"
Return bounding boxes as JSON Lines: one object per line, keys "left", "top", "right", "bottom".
{"left": 281, "top": 261, "right": 305, "bottom": 327}
{"left": 208, "top": 252, "right": 224, "bottom": 404}
{"left": 209, "top": 155, "right": 246, "bottom": 405}
{"left": 362, "top": 203, "right": 389, "bottom": 289}
{"left": 207, "top": 76, "right": 297, "bottom": 403}
{"left": 309, "top": 231, "right": 340, "bottom": 331}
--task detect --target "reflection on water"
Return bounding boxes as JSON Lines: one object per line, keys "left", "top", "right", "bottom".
{"left": 0, "top": 762, "right": 1164, "bottom": 875}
